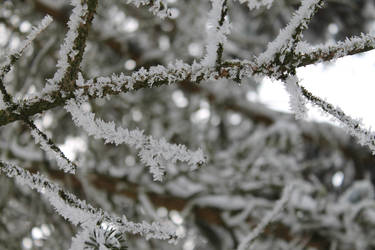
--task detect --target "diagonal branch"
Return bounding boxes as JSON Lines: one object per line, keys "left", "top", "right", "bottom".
{"left": 45, "top": 0, "right": 98, "bottom": 93}
{"left": 299, "top": 84, "right": 375, "bottom": 154}
{"left": 65, "top": 94, "right": 205, "bottom": 181}
{"left": 237, "top": 183, "right": 295, "bottom": 250}
{"left": 0, "top": 160, "right": 181, "bottom": 241}
{"left": 293, "top": 34, "right": 375, "bottom": 68}
{"left": 126, "top": 0, "right": 172, "bottom": 18}
{"left": 0, "top": 15, "right": 76, "bottom": 173}
{"left": 27, "top": 120, "right": 77, "bottom": 173}
{"left": 0, "top": 15, "right": 53, "bottom": 110}
{"left": 257, "top": 0, "right": 324, "bottom": 66}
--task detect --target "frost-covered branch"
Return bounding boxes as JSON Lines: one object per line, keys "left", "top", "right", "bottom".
{"left": 283, "top": 74, "right": 307, "bottom": 120}
{"left": 65, "top": 95, "right": 205, "bottom": 181}
{"left": 3, "top": 0, "right": 375, "bottom": 249}
{"left": 44, "top": 0, "right": 98, "bottom": 93}
{"left": 234, "top": 0, "right": 274, "bottom": 10}
{"left": 0, "top": 161, "right": 97, "bottom": 225}
{"left": 3, "top": 15, "right": 53, "bottom": 66}
{"left": 69, "top": 226, "right": 128, "bottom": 250}
{"left": 0, "top": 0, "right": 97, "bottom": 122}
{"left": 299, "top": 85, "right": 375, "bottom": 154}
{"left": 0, "top": 160, "right": 180, "bottom": 241}
{"left": 237, "top": 183, "right": 295, "bottom": 250}
{"left": 1, "top": 30, "right": 374, "bottom": 127}
{"left": 0, "top": 15, "right": 53, "bottom": 110}
{"left": 201, "top": 0, "right": 231, "bottom": 68}
{"left": 257, "top": 0, "right": 324, "bottom": 66}
{"left": 294, "top": 33, "right": 375, "bottom": 67}
{"left": 0, "top": 15, "right": 76, "bottom": 174}
{"left": 0, "top": 61, "right": 212, "bottom": 126}
{"left": 125, "top": 0, "right": 171, "bottom": 19}
{"left": 28, "top": 121, "right": 77, "bottom": 173}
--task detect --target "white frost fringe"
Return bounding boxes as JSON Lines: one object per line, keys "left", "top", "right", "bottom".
{"left": 235, "top": 0, "right": 274, "bottom": 10}
{"left": 0, "top": 161, "right": 180, "bottom": 242}
{"left": 65, "top": 97, "right": 205, "bottom": 181}
{"left": 284, "top": 74, "right": 307, "bottom": 120}
{"left": 9, "top": 15, "right": 53, "bottom": 58}
{"left": 126, "top": 0, "right": 171, "bottom": 18}
{"left": 45, "top": 0, "right": 88, "bottom": 91}
{"left": 0, "top": 15, "right": 53, "bottom": 107}
{"left": 201, "top": 0, "right": 231, "bottom": 67}
{"left": 257, "top": 0, "right": 322, "bottom": 64}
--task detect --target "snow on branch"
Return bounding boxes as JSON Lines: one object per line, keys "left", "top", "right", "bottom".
{"left": 69, "top": 60, "right": 245, "bottom": 100}
{"left": 4, "top": 39, "right": 375, "bottom": 127}
{"left": 6, "top": 15, "right": 53, "bottom": 62}
{"left": 69, "top": 226, "right": 128, "bottom": 250}
{"left": 0, "top": 60, "right": 249, "bottom": 127}
{"left": 294, "top": 33, "right": 375, "bottom": 66}
{"left": 40, "top": 60, "right": 195, "bottom": 103}
{"left": 0, "top": 160, "right": 97, "bottom": 226}
{"left": 300, "top": 85, "right": 375, "bottom": 154}
{"left": 125, "top": 0, "right": 172, "bottom": 18}
{"left": 201, "top": 0, "right": 231, "bottom": 68}
{"left": 234, "top": 0, "right": 274, "bottom": 10}
{"left": 46, "top": 0, "right": 87, "bottom": 87}
{"left": 65, "top": 95, "right": 205, "bottom": 181}
{"left": 0, "top": 160, "right": 180, "bottom": 241}
{"left": 28, "top": 121, "right": 77, "bottom": 174}
{"left": 257, "top": 0, "right": 324, "bottom": 65}
{"left": 0, "top": 15, "right": 53, "bottom": 109}
{"left": 0, "top": 15, "right": 76, "bottom": 174}
{"left": 45, "top": 0, "right": 97, "bottom": 92}
{"left": 283, "top": 74, "right": 307, "bottom": 120}
{"left": 237, "top": 183, "right": 295, "bottom": 250}
{"left": 249, "top": 33, "right": 375, "bottom": 79}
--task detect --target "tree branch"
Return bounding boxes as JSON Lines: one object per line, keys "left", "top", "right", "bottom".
{"left": 1, "top": 32, "right": 374, "bottom": 127}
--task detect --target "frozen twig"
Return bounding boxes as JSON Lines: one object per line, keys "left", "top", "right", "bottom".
{"left": 0, "top": 160, "right": 180, "bottom": 241}
{"left": 294, "top": 34, "right": 375, "bottom": 66}
{"left": 65, "top": 94, "right": 205, "bottom": 181}
{"left": 201, "top": 0, "right": 231, "bottom": 68}
{"left": 45, "top": 0, "right": 98, "bottom": 93}
{"left": 300, "top": 85, "right": 375, "bottom": 154}
{"left": 5, "top": 15, "right": 53, "bottom": 66}
{"left": 0, "top": 15, "right": 76, "bottom": 174}
{"left": 126, "top": 0, "right": 172, "bottom": 18}
{"left": 0, "top": 15, "right": 53, "bottom": 109}
{"left": 283, "top": 74, "right": 307, "bottom": 120}
{"left": 257, "top": 0, "right": 324, "bottom": 66}
{"left": 237, "top": 183, "right": 295, "bottom": 250}
{"left": 235, "top": 0, "right": 274, "bottom": 10}
{"left": 69, "top": 225, "right": 127, "bottom": 250}
{"left": 28, "top": 121, "right": 77, "bottom": 174}
{"left": 1, "top": 29, "right": 375, "bottom": 128}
